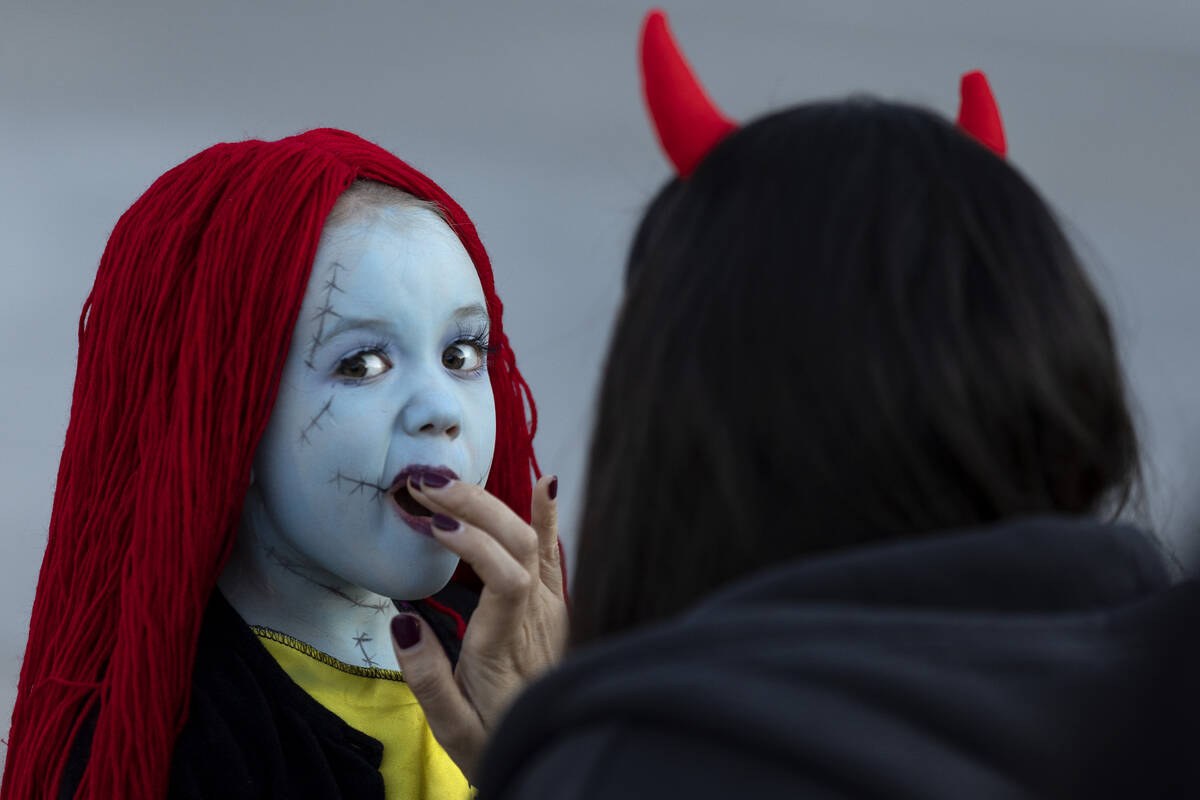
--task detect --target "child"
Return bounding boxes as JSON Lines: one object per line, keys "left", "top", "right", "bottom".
{"left": 3, "top": 129, "right": 547, "bottom": 799}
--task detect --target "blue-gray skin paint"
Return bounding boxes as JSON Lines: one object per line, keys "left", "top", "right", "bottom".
{"left": 219, "top": 207, "right": 497, "bottom": 669}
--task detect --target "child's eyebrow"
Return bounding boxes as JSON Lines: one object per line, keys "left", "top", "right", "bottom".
{"left": 452, "top": 304, "right": 489, "bottom": 324}
{"left": 321, "top": 317, "right": 393, "bottom": 342}
{"left": 318, "top": 306, "right": 488, "bottom": 345}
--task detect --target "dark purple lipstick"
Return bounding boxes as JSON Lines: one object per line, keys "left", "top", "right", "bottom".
{"left": 387, "top": 465, "right": 459, "bottom": 537}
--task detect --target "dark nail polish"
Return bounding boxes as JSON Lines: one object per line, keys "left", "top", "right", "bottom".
{"left": 391, "top": 614, "right": 421, "bottom": 649}
{"left": 431, "top": 513, "right": 461, "bottom": 532}
{"left": 421, "top": 471, "right": 451, "bottom": 488}
{"left": 548, "top": 476, "right": 559, "bottom": 500}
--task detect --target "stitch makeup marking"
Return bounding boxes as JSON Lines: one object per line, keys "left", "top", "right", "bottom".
{"left": 304, "top": 261, "right": 349, "bottom": 369}
{"left": 352, "top": 632, "right": 379, "bottom": 667}
{"left": 265, "top": 547, "right": 392, "bottom": 615}
{"left": 328, "top": 470, "right": 388, "bottom": 501}
{"left": 298, "top": 396, "right": 334, "bottom": 446}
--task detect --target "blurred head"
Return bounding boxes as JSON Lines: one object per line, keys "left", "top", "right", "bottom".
{"left": 7, "top": 130, "right": 537, "bottom": 799}
{"left": 571, "top": 100, "right": 1138, "bottom": 645}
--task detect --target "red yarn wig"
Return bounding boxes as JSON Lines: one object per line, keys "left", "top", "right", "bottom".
{"left": 1, "top": 129, "right": 538, "bottom": 799}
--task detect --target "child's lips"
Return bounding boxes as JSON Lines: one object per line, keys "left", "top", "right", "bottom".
{"left": 387, "top": 464, "right": 460, "bottom": 494}
{"left": 386, "top": 465, "right": 460, "bottom": 536}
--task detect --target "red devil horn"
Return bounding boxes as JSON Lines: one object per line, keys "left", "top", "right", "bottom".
{"left": 956, "top": 70, "right": 1007, "bottom": 158}
{"left": 640, "top": 9, "right": 738, "bottom": 177}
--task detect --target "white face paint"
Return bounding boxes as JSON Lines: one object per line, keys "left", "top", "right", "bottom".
{"left": 242, "top": 207, "right": 496, "bottom": 601}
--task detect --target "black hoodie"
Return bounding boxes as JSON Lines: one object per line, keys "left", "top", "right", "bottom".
{"left": 476, "top": 517, "right": 1200, "bottom": 799}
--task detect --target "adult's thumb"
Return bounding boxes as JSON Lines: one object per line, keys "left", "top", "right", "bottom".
{"left": 390, "top": 613, "right": 484, "bottom": 779}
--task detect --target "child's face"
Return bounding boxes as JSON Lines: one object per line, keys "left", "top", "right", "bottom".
{"left": 245, "top": 206, "right": 496, "bottom": 600}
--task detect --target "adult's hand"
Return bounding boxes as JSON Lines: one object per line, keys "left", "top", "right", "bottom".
{"left": 390, "top": 474, "right": 568, "bottom": 782}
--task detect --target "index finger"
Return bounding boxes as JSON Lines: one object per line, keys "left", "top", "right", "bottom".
{"left": 408, "top": 477, "right": 538, "bottom": 570}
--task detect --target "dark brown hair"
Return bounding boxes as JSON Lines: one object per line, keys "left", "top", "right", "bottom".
{"left": 570, "top": 99, "right": 1139, "bottom": 646}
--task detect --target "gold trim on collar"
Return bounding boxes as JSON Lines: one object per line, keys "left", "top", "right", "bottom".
{"left": 251, "top": 625, "right": 407, "bottom": 682}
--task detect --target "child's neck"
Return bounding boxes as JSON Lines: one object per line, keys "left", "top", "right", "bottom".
{"left": 218, "top": 517, "right": 403, "bottom": 672}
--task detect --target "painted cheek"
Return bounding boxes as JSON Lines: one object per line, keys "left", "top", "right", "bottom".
{"left": 319, "top": 392, "right": 394, "bottom": 497}
{"left": 297, "top": 395, "right": 335, "bottom": 446}
{"left": 463, "top": 386, "right": 497, "bottom": 480}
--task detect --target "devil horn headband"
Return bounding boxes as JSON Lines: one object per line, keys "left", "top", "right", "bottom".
{"left": 956, "top": 70, "right": 1007, "bottom": 157}
{"left": 639, "top": 9, "right": 1007, "bottom": 176}
{"left": 639, "top": 9, "right": 737, "bottom": 177}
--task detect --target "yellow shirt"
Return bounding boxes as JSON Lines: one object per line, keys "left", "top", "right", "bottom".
{"left": 253, "top": 627, "right": 471, "bottom": 800}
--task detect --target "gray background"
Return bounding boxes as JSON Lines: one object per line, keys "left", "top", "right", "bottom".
{"left": 2, "top": 0, "right": 1198, "bottom": 755}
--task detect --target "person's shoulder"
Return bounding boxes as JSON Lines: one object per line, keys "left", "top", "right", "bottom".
{"left": 473, "top": 606, "right": 855, "bottom": 799}
{"left": 478, "top": 522, "right": 1200, "bottom": 800}
{"left": 167, "top": 593, "right": 296, "bottom": 797}
{"left": 172, "top": 591, "right": 386, "bottom": 799}
{"left": 54, "top": 600, "right": 273, "bottom": 800}
{"left": 479, "top": 720, "right": 839, "bottom": 800}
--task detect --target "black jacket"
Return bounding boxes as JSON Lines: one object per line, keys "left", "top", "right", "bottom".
{"left": 60, "top": 585, "right": 476, "bottom": 799}
{"left": 477, "top": 517, "right": 1200, "bottom": 799}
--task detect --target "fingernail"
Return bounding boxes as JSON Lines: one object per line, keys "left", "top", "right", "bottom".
{"left": 548, "top": 476, "right": 559, "bottom": 500}
{"left": 391, "top": 614, "right": 421, "bottom": 649}
{"left": 421, "top": 471, "right": 451, "bottom": 489}
{"left": 431, "top": 513, "right": 461, "bottom": 532}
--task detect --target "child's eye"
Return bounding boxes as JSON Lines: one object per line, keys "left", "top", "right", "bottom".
{"left": 335, "top": 349, "right": 392, "bottom": 380}
{"left": 442, "top": 342, "right": 484, "bottom": 372}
